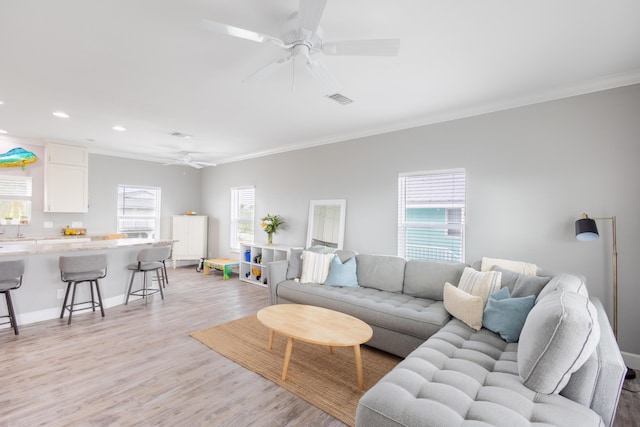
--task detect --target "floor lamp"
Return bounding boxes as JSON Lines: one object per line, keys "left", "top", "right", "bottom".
{"left": 575, "top": 213, "right": 636, "bottom": 380}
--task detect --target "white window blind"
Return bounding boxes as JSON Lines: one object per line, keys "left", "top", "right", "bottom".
{"left": 117, "top": 185, "right": 161, "bottom": 238}
{"left": 230, "top": 186, "right": 255, "bottom": 251}
{"left": 0, "top": 175, "right": 32, "bottom": 224}
{"left": 398, "top": 169, "right": 466, "bottom": 262}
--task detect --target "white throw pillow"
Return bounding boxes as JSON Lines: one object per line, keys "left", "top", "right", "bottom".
{"left": 481, "top": 257, "right": 538, "bottom": 276}
{"left": 443, "top": 282, "right": 484, "bottom": 331}
{"left": 300, "top": 250, "right": 335, "bottom": 284}
{"left": 458, "top": 267, "right": 502, "bottom": 307}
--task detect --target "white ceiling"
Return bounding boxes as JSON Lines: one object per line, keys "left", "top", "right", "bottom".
{"left": 1, "top": 0, "right": 639, "bottom": 166}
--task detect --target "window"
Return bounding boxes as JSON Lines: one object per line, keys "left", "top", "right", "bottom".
{"left": 230, "top": 186, "right": 255, "bottom": 251}
{"left": 117, "top": 185, "right": 161, "bottom": 239}
{"left": 0, "top": 175, "right": 32, "bottom": 225}
{"left": 398, "top": 169, "right": 466, "bottom": 262}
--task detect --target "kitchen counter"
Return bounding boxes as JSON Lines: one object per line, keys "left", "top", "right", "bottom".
{"left": 0, "top": 238, "right": 174, "bottom": 256}
{"left": 2, "top": 238, "right": 177, "bottom": 327}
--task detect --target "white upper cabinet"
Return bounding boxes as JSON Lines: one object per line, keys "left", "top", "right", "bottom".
{"left": 44, "top": 142, "right": 89, "bottom": 213}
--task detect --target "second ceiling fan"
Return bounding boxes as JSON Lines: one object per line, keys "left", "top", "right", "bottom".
{"left": 203, "top": 0, "right": 400, "bottom": 104}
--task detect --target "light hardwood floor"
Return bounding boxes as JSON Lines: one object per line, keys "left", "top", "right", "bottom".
{"left": 1, "top": 267, "right": 638, "bottom": 426}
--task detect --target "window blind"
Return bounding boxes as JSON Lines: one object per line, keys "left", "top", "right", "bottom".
{"left": 230, "top": 186, "right": 255, "bottom": 250}
{"left": 117, "top": 185, "right": 161, "bottom": 238}
{"left": 0, "top": 175, "right": 32, "bottom": 197}
{"left": 398, "top": 169, "right": 466, "bottom": 262}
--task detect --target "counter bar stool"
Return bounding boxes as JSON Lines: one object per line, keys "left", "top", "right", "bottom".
{"left": 59, "top": 254, "right": 108, "bottom": 325}
{"left": 0, "top": 259, "right": 25, "bottom": 335}
{"left": 125, "top": 245, "right": 171, "bottom": 305}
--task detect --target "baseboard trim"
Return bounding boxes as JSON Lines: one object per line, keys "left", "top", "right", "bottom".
{"left": 14, "top": 294, "right": 127, "bottom": 326}
{"left": 622, "top": 351, "right": 640, "bottom": 371}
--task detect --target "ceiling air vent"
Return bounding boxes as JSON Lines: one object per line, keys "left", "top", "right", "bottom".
{"left": 169, "top": 131, "right": 193, "bottom": 139}
{"left": 326, "top": 93, "right": 353, "bottom": 105}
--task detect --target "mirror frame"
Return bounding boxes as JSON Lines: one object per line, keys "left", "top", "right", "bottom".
{"left": 305, "top": 199, "right": 347, "bottom": 249}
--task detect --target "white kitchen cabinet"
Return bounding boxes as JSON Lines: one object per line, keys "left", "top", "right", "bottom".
{"left": 44, "top": 142, "right": 89, "bottom": 213}
{"left": 172, "top": 215, "right": 207, "bottom": 267}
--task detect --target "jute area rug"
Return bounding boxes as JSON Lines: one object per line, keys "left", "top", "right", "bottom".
{"left": 190, "top": 315, "right": 402, "bottom": 426}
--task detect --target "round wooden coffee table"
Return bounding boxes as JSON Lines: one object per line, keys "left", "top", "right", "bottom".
{"left": 257, "top": 304, "right": 373, "bottom": 390}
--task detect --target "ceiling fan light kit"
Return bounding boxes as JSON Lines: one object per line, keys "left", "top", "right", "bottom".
{"left": 203, "top": 0, "right": 400, "bottom": 104}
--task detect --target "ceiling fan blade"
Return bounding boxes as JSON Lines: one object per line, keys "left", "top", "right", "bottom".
{"left": 298, "top": 0, "right": 327, "bottom": 41}
{"left": 186, "top": 162, "right": 204, "bottom": 169}
{"left": 305, "top": 57, "right": 340, "bottom": 94}
{"left": 195, "top": 161, "right": 217, "bottom": 167}
{"left": 242, "top": 54, "right": 293, "bottom": 83}
{"left": 202, "top": 19, "right": 285, "bottom": 48}
{"left": 322, "top": 39, "right": 401, "bottom": 56}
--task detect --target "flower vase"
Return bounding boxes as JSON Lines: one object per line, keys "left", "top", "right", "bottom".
{"left": 267, "top": 232, "right": 273, "bottom": 245}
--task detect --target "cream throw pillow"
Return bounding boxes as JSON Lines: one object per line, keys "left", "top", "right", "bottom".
{"left": 481, "top": 257, "right": 538, "bottom": 276}
{"left": 300, "top": 250, "right": 335, "bottom": 284}
{"left": 458, "top": 267, "right": 502, "bottom": 307}
{"left": 443, "top": 282, "right": 484, "bottom": 331}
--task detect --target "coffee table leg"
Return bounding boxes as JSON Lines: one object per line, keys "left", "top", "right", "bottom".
{"left": 354, "top": 345, "right": 364, "bottom": 390}
{"left": 329, "top": 345, "right": 334, "bottom": 354}
{"left": 223, "top": 265, "right": 230, "bottom": 280}
{"left": 268, "top": 330, "right": 275, "bottom": 349}
{"left": 282, "top": 337, "right": 294, "bottom": 381}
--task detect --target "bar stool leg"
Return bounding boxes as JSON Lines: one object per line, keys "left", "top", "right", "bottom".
{"left": 125, "top": 272, "right": 136, "bottom": 305}
{"left": 90, "top": 282, "right": 96, "bottom": 312}
{"left": 4, "top": 291, "right": 18, "bottom": 335}
{"left": 60, "top": 283, "right": 71, "bottom": 319}
{"left": 157, "top": 269, "right": 165, "bottom": 300}
{"left": 94, "top": 280, "right": 105, "bottom": 317}
{"left": 68, "top": 282, "right": 78, "bottom": 325}
{"left": 143, "top": 271, "right": 148, "bottom": 306}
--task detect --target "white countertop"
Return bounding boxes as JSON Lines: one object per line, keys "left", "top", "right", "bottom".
{"left": 0, "top": 238, "right": 175, "bottom": 256}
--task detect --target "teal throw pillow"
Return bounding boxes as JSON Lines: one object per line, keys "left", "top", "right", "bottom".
{"left": 483, "top": 287, "right": 535, "bottom": 343}
{"left": 325, "top": 255, "right": 359, "bottom": 287}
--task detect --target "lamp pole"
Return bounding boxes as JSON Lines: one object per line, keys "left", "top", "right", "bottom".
{"left": 591, "top": 216, "right": 617, "bottom": 338}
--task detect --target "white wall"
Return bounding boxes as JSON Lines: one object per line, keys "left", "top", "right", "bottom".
{"left": 202, "top": 84, "right": 640, "bottom": 360}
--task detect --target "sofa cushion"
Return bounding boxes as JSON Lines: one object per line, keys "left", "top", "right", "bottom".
{"left": 492, "top": 266, "right": 551, "bottom": 298}
{"left": 276, "top": 280, "right": 449, "bottom": 340}
{"left": 457, "top": 267, "right": 502, "bottom": 307}
{"left": 443, "top": 282, "right": 483, "bottom": 330}
{"left": 536, "top": 272, "right": 589, "bottom": 303}
{"left": 481, "top": 256, "right": 538, "bottom": 275}
{"left": 403, "top": 259, "right": 467, "bottom": 300}
{"left": 482, "top": 287, "right": 535, "bottom": 343}
{"left": 325, "top": 255, "right": 358, "bottom": 287}
{"left": 300, "top": 251, "right": 335, "bottom": 284}
{"left": 518, "top": 289, "right": 600, "bottom": 394}
{"left": 357, "top": 318, "right": 603, "bottom": 427}
{"left": 355, "top": 254, "right": 406, "bottom": 293}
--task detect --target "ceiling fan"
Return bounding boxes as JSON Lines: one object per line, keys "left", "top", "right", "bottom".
{"left": 203, "top": 0, "right": 400, "bottom": 104}
{"left": 163, "top": 152, "right": 217, "bottom": 169}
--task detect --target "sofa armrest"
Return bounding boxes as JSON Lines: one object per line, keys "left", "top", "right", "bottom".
{"left": 267, "top": 260, "right": 288, "bottom": 305}
{"left": 560, "top": 297, "right": 626, "bottom": 427}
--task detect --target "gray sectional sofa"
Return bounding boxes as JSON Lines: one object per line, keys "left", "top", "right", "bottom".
{"left": 267, "top": 250, "right": 626, "bottom": 427}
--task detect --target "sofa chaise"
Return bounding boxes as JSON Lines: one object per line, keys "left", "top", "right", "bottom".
{"left": 267, "top": 250, "right": 626, "bottom": 427}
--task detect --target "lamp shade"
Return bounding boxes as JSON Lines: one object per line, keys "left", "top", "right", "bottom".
{"left": 575, "top": 217, "right": 599, "bottom": 241}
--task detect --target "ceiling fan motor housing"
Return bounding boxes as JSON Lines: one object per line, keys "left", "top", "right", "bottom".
{"left": 281, "top": 12, "right": 324, "bottom": 52}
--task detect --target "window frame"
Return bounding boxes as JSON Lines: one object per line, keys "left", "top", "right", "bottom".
{"left": 116, "top": 184, "right": 161, "bottom": 239}
{"left": 230, "top": 185, "right": 255, "bottom": 251}
{"left": 397, "top": 169, "right": 466, "bottom": 262}
{"left": 0, "top": 175, "right": 32, "bottom": 225}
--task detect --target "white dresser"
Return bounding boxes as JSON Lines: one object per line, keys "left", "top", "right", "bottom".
{"left": 171, "top": 215, "right": 207, "bottom": 267}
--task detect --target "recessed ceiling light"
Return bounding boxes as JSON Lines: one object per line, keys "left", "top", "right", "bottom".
{"left": 0, "top": 129, "right": 7, "bottom": 134}
{"left": 53, "top": 111, "right": 69, "bottom": 118}
{"left": 113, "top": 125, "right": 126, "bottom": 131}
{"left": 0, "top": 100, "right": 4, "bottom": 105}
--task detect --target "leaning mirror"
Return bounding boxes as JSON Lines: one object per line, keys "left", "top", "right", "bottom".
{"left": 306, "top": 199, "right": 346, "bottom": 249}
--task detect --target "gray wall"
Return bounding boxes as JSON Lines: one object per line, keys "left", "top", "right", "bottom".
{"left": 202, "top": 84, "right": 640, "bottom": 360}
